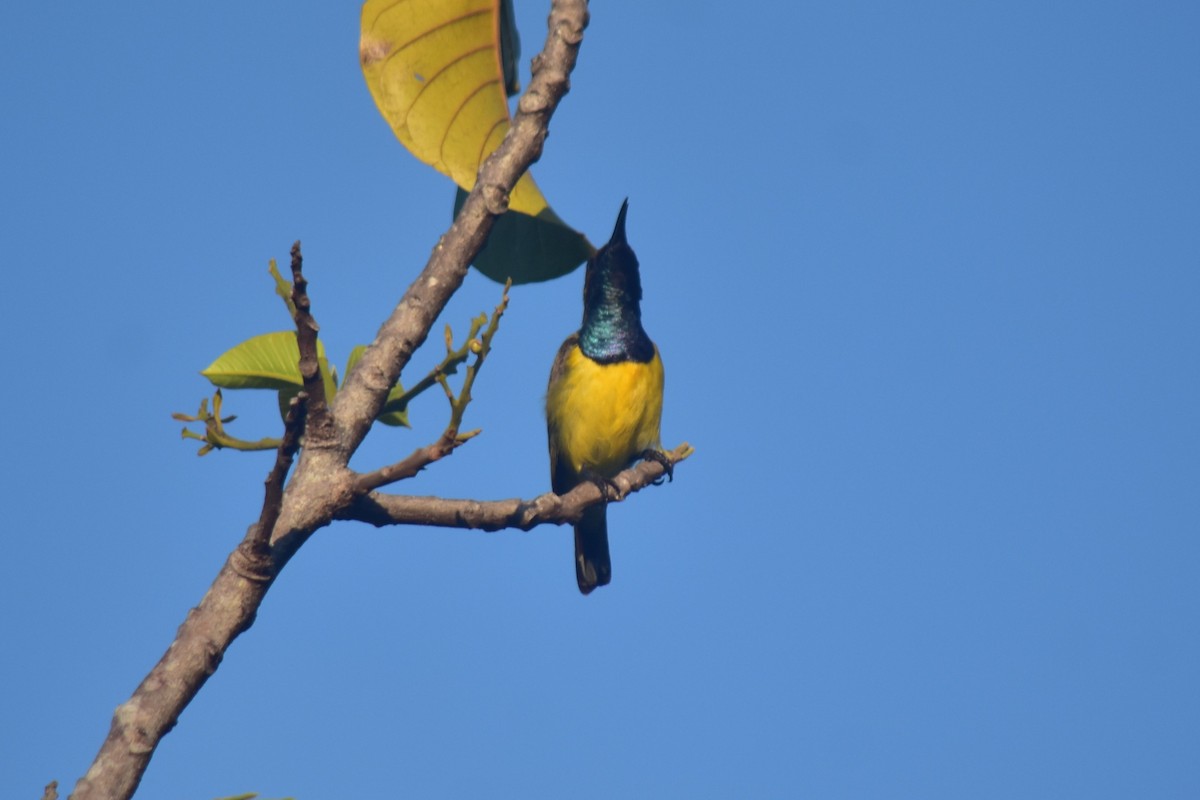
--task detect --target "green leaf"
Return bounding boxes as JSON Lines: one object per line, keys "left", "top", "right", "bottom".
{"left": 344, "top": 344, "right": 367, "bottom": 378}
{"left": 203, "top": 332, "right": 335, "bottom": 404}
{"left": 268, "top": 258, "right": 297, "bottom": 317}
{"left": 377, "top": 385, "right": 411, "bottom": 428}
{"left": 346, "top": 345, "right": 410, "bottom": 428}
{"left": 203, "top": 332, "right": 312, "bottom": 390}
{"left": 454, "top": 187, "right": 594, "bottom": 284}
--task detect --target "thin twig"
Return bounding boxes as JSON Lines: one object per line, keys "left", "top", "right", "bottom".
{"left": 174, "top": 391, "right": 283, "bottom": 454}
{"left": 353, "top": 428, "right": 475, "bottom": 494}
{"left": 448, "top": 282, "right": 510, "bottom": 432}
{"left": 290, "top": 242, "right": 333, "bottom": 440}
{"left": 248, "top": 391, "right": 309, "bottom": 550}
{"left": 353, "top": 283, "right": 508, "bottom": 494}
{"left": 387, "top": 347, "right": 470, "bottom": 413}
{"left": 382, "top": 313, "right": 490, "bottom": 418}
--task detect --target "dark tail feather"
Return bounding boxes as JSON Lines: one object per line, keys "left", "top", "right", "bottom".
{"left": 574, "top": 504, "right": 611, "bottom": 594}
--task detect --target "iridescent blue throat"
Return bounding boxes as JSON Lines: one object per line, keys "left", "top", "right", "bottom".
{"left": 578, "top": 244, "right": 655, "bottom": 365}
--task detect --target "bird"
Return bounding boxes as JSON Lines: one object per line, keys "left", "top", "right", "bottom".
{"left": 545, "top": 199, "right": 669, "bottom": 594}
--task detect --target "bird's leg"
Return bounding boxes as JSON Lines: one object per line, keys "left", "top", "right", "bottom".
{"left": 579, "top": 466, "right": 621, "bottom": 502}
{"left": 639, "top": 449, "right": 674, "bottom": 485}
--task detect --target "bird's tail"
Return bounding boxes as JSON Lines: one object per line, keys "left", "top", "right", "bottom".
{"left": 574, "top": 504, "right": 611, "bottom": 594}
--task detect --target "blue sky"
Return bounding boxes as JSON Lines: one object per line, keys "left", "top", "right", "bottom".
{"left": 3, "top": 1, "right": 1198, "bottom": 797}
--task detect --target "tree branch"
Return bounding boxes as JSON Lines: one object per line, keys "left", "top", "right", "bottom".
{"left": 268, "top": 0, "right": 588, "bottom": 565}
{"left": 68, "top": 544, "right": 276, "bottom": 800}
{"left": 342, "top": 443, "right": 694, "bottom": 531}
{"left": 353, "top": 428, "right": 475, "bottom": 493}
{"left": 354, "top": 280, "right": 507, "bottom": 493}
{"left": 68, "top": 4, "right": 591, "bottom": 799}
{"left": 324, "top": 1, "right": 588, "bottom": 462}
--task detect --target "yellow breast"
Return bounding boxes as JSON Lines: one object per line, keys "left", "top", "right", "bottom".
{"left": 546, "top": 344, "right": 664, "bottom": 477}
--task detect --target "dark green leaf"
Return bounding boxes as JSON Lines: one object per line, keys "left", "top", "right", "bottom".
{"left": 498, "top": 0, "right": 521, "bottom": 97}
{"left": 454, "top": 188, "right": 593, "bottom": 284}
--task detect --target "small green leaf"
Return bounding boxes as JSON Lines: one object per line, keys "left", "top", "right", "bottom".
{"left": 203, "top": 332, "right": 334, "bottom": 398}
{"left": 268, "top": 259, "right": 296, "bottom": 318}
{"left": 345, "top": 344, "right": 367, "bottom": 379}
{"left": 454, "top": 188, "right": 593, "bottom": 284}
{"left": 377, "top": 386, "right": 411, "bottom": 428}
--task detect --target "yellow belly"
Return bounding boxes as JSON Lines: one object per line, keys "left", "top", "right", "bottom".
{"left": 547, "top": 344, "right": 664, "bottom": 477}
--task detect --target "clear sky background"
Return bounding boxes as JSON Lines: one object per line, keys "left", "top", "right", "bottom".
{"left": 3, "top": 2, "right": 1198, "bottom": 798}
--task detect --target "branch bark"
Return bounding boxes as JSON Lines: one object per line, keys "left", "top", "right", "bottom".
{"left": 342, "top": 443, "right": 693, "bottom": 531}
{"left": 288, "top": 241, "right": 333, "bottom": 441}
{"left": 68, "top": 3, "right": 590, "bottom": 799}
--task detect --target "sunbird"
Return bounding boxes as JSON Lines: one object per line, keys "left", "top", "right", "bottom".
{"left": 546, "top": 200, "right": 670, "bottom": 594}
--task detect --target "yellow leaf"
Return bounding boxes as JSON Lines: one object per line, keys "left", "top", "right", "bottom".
{"left": 360, "top": 0, "right": 547, "bottom": 216}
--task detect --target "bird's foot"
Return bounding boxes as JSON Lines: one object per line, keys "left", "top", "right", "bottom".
{"left": 640, "top": 449, "right": 674, "bottom": 485}
{"left": 580, "top": 467, "right": 621, "bottom": 501}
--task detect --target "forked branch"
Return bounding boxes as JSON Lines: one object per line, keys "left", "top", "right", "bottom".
{"left": 68, "top": 4, "right": 592, "bottom": 799}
